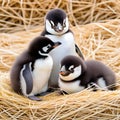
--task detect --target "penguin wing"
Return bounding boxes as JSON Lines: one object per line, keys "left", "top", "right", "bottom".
{"left": 22, "top": 63, "right": 33, "bottom": 94}
{"left": 75, "top": 44, "right": 84, "bottom": 60}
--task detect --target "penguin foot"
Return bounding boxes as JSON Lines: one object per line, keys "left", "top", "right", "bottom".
{"left": 28, "top": 96, "right": 42, "bottom": 101}
{"left": 87, "top": 82, "right": 99, "bottom": 91}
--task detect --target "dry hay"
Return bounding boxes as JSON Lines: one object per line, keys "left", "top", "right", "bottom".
{"left": 0, "top": 19, "right": 120, "bottom": 119}
{"left": 0, "top": 0, "right": 120, "bottom": 33}
{"left": 0, "top": 0, "right": 120, "bottom": 119}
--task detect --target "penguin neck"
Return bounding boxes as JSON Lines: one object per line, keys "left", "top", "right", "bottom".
{"left": 60, "top": 75, "right": 80, "bottom": 83}
{"left": 28, "top": 50, "right": 48, "bottom": 59}
{"left": 44, "top": 28, "right": 70, "bottom": 36}
{"left": 60, "top": 71, "right": 86, "bottom": 83}
{"left": 38, "top": 51, "right": 49, "bottom": 59}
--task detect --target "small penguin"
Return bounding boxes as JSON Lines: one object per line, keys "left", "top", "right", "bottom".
{"left": 10, "top": 36, "right": 61, "bottom": 101}
{"left": 59, "top": 55, "right": 116, "bottom": 94}
{"left": 41, "top": 8, "right": 84, "bottom": 88}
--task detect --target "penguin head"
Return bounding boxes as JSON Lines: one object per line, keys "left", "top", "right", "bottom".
{"left": 59, "top": 55, "right": 87, "bottom": 81}
{"left": 45, "top": 8, "right": 69, "bottom": 35}
{"left": 28, "top": 36, "right": 61, "bottom": 56}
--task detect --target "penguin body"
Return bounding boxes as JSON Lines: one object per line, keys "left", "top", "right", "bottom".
{"left": 59, "top": 55, "right": 116, "bottom": 94}
{"left": 10, "top": 36, "right": 61, "bottom": 100}
{"left": 41, "top": 8, "right": 84, "bottom": 88}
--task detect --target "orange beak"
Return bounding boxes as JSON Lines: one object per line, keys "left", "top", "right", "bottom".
{"left": 53, "top": 42, "right": 61, "bottom": 48}
{"left": 60, "top": 71, "right": 70, "bottom": 76}
{"left": 60, "top": 71, "right": 66, "bottom": 76}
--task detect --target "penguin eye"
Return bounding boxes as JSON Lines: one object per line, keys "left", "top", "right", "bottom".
{"left": 47, "top": 44, "right": 51, "bottom": 49}
{"left": 42, "top": 44, "right": 51, "bottom": 52}
{"left": 50, "top": 21, "right": 55, "bottom": 28}
{"left": 63, "top": 19, "right": 66, "bottom": 27}
{"left": 69, "top": 65, "right": 74, "bottom": 71}
{"left": 42, "top": 46, "right": 48, "bottom": 52}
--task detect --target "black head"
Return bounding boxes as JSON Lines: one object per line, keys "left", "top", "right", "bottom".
{"left": 28, "top": 36, "right": 61, "bottom": 56}
{"left": 60, "top": 55, "right": 87, "bottom": 81}
{"left": 45, "top": 8, "right": 69, "bottom": 35}
{"left": 46, "top": 8, "right": 66, "bottom": 25}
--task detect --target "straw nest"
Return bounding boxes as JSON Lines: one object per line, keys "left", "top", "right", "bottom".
{"left": 0, "top": 0, "right": 120, "bottom": 119}
{"left": 0, "top": 19, "right": 120, "bottom": 119}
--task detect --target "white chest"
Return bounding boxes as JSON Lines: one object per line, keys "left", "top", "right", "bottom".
{"left": 45, "top": 32, "right": 76, "bottom": 59}
{"left": 59, "top": 79, "right": 85, "bottom": 94}
{"left": 45, "top": 32, "right": 78, "bottom": 86}
{"left": 31, "top": 57, "right": 53, "bottom": 94}
{"left": 20, "top": 56, "right": 53, "bottom": 96}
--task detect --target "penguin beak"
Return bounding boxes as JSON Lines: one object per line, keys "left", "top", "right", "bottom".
{"left": 53, "top": 42, "right": 61, "bottom": 48}
{"left": 60, "top": 71, "right": 70, "bottom": 76}
{"left": 55, "top": 23, "right": 63, "bottom": 32}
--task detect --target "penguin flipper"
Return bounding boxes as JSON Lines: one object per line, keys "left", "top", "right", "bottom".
{"left": 75, "top": 44, "right": 84, "bottom": 60}
{"left": 28, "top": 96, "right": 42, "bottom": 101}
{"left": 22, "top": 63, "right": 33, "bottom": 94}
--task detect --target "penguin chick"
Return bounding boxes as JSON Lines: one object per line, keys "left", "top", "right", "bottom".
{"left": 41, "top": 8, "right": 84, "bottom": 88}
{"left": 10, "top": 36, "right": 61, "bottom": 101}
{"left": 59, "top": 55, "right": 116, "bottom": 94}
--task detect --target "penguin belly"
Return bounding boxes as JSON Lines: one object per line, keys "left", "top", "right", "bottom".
{"left": 20, "top": 56, "right": 53, "bottom": 97}
{"left": 45, "top": 32, "right": 77, "bottom": 87}
{"left": 59, "top": 79, "right": 85, "bottom": 94}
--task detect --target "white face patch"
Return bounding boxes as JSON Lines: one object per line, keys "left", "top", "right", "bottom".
{"left": 42, "top": 46, "right": 48, "bottom": 52}
{"left": 60, "top": 65, "right": 82, "bottom": 81}
{"left": 38, "top": 50, "right": 49, "bottom": 57}
{"left": 63, "top": 19, "right": 66, "bottom": 26}
{"left": 60, "top": 65, "right": 65, "bottom": 72}
{"left": 69, "top": 65, "right": 74, "bottom": 71}
{"left": 63, "top": 17, "right": 69, "bottom": 32}
{"left": 45, "top": 17, "right": 69, "bottom": 35}
{"left": 50, "top": 20, "right": 54, "bottom": 27}
{"left": 42, "top": 44, "right": 51, "bottom": 53}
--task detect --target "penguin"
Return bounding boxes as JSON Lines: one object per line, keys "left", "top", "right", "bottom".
{"left": 59, "top": 55, "right": 116, "bottom": 94}
{"left": 10, "top": 36, "right": 61, "bottom": 101}
{"left": 41, "top": 8, "right": 84, "bottom": 88}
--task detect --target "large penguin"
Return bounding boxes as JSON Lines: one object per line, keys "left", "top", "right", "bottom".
{"left": 10, "top": 36, "right": 61, "bottom": 100}
{"left": 59, "top": 55, "right": 116, "bottom": 94}
{"left": 41, "top": 8, "right": 84, "bottom": 88}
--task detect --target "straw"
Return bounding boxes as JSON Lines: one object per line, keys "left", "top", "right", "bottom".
{"left": 0, "top": 0, "right": 120, "bottom": 119}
